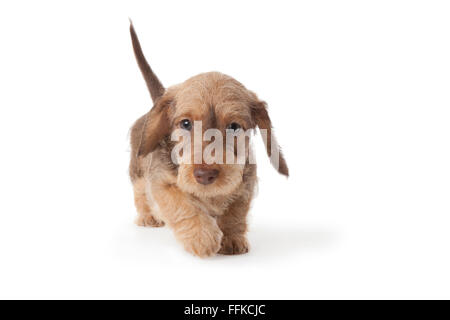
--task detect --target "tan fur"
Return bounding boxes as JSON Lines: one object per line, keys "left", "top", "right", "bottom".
{"left": 128, "top": 24, "right": 288, "bottom": 257}
{"left": 133, "top": 178, "right": 164, "bottom": 227}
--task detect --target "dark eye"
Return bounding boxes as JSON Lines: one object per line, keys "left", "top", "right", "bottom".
{"left": 227, "top": 122, "right": 241, "bottom": 131}
{"left": 180, "top": 119, "right": 192, "bottom": 130}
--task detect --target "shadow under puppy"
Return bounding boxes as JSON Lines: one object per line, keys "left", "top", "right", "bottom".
{"left": 128, "top": 22, "right": 288, "bottom": 257}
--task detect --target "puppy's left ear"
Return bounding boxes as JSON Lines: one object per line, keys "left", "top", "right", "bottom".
{"left": 251, "top": 100, "right": 289, "bottom": 177}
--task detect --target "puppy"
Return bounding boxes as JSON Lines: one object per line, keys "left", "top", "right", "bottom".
{"left": 128, "top": 22, "right": 288, "bottom": 257}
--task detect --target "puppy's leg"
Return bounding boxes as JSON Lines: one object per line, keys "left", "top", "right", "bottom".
{"left": 217, "top": 196, "right": 251, "bottom": 255}
{"left": 152, "top": 184, "right": 222, "bottom": 257}
{"left": 133, "top": 178, "right": 164, "bottom": 227}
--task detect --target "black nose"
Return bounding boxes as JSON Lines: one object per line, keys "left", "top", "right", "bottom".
{"left": 194, "top": 168, "right": 219, "bottom": 185}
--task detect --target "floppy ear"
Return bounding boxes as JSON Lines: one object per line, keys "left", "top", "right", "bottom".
{"left": 137, "top": 94, "right": 173, "bottom": 157}
{"left": 251, "top": 100, "right": 289, "bottom": 176}
{"left": 129, "top": 20, "right": 171, "bottom": 157}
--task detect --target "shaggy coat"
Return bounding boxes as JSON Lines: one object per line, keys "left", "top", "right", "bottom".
{"left": 128, "top": 22, "right": 288, "bottom": 257}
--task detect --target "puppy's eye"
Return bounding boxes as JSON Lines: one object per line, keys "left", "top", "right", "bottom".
{"left": 227, "top": 122, "right": 241, "bottom": 131}
{"left": 180, "top": 119, "right": 192, "bottom": 130}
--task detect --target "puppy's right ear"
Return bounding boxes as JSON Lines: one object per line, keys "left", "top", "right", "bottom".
{"left": 129, "top": 20, "right": 171, "bottom": 157}
{"left": 138, "top": 94, "right": 173, "bottom": 157}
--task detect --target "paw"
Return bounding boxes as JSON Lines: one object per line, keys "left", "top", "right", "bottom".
{"left": 135, "top": 214, "right": 165, "bottom": 227}
{"left": 182, "top": 223, "right": 223, "bottom": 258}
{"left": 219, "top": 234, "right": 249, "bottom": 255}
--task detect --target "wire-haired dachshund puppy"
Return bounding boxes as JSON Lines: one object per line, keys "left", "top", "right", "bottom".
{"left": 128, "top": 22, "right": 288, "bottom": 257}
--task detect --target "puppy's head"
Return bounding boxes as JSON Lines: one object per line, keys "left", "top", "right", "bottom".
{"left": 130, "top": 22, "right": 288, "bottom": 198}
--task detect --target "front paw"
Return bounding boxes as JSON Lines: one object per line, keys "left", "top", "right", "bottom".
{"left": 219, "top": 234, "right": 249, "bottom": 255}
{"left": 135, "top": 214, "right": 165, "bottom": 227}
{"left": 178, "top": 216, "right": 223, "bottom": 258}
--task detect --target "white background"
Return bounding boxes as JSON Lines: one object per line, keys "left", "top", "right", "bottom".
{"left": 0, "top": 0, "right": 449, "bottom": 299}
